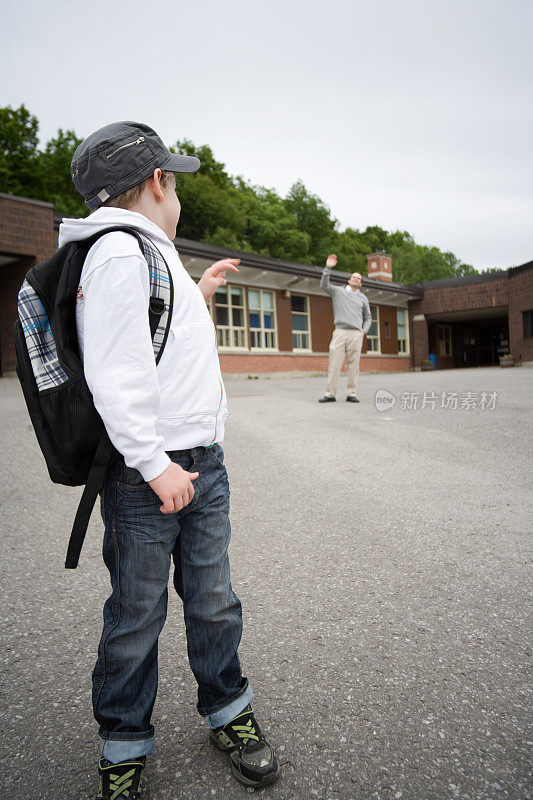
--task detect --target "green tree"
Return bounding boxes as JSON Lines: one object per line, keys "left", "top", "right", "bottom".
{"left": 175, "top": 173, "right": 246, "bottom": 242}
{"left": 389, "top": 243, "right": 451, "bottom": 283}
{"left": 236, "top": 183, "right": 311, "bottom": 260}
{"left": 202, "top": 226, "right": 247, "bottom": 251}
{"left": 335, "top": 227, "right": 371, "bottom": 274}
{"left": 0, "top": 104, "right": 40, "bottom": 197}
{"left": 0, "top": 107, "right": 85, "bottom": 215}
{"left": 284, "top": 180, "right": 338, "bottom": 264}
{"left": 172, "top": 139, "right": 233, "bottom": 189}
{"left": 360, "top": 224, "right": 390, "bottom": 254}
{"left": 39, "top": 129, "right": 85, "bottom": 216}
{"left": 451, "top": 256, "right": 476, "bottom": 276}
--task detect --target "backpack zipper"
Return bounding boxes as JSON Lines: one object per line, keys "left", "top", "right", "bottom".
{"left": 107, "top": 137, "right": 145, "bottom": 159}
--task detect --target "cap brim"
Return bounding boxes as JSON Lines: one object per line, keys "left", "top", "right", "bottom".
{"left": 162, "top": 152, "right": 201, "bottom": 174}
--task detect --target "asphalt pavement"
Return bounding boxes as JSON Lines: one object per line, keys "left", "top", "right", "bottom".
{"left": 1, "top": 367, "right": 531, "bottom": 800}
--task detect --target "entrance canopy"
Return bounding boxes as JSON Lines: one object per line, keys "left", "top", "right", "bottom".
{"left": 426, "top": 306, "right": 508, "bottom": 322}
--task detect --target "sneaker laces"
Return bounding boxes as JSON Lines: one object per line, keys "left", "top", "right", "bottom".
{"left": 109, "top": 769, "right": 136, "bottom": 799}
{"left": 226, "top": 706, "right": 262, "bottom": 746}
{"left": 98, "top": 758, "right": 144, "bottom": 799}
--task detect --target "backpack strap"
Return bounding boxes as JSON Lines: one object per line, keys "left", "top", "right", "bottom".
{"left": 136, "top": 232, "right": 173, "bottom": 363}
{"left": 64, "top": 435, "right": 115, "bottom": 568}
{"left": 64, "top": 227, "right": 173, "bottom": 569}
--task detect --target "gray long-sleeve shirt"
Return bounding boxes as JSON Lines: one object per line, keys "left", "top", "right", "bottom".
{"left": 320, "top": 268, "right": 372, "bottom": 332}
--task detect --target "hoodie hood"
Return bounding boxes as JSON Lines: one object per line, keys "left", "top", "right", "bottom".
{"left": 59, "top": 207, "right": 172, "bottom": 249}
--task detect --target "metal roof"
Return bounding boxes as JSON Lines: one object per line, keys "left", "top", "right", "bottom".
{"left": 173, "top": 237, "right": 420, "bottom": 298}
{"left": 406, "top": 270, "right": 510, "bottom": 290}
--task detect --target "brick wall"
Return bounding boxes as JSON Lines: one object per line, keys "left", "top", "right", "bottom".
{"left": 409, "top": 275, "right": 509, "bottom": 317}
{"left": 309, "top": 294, "right": 334, "bottom": 351}
{"left": 410, "top": 314, "right": 429, "bottom": 365}
{"left": 218, "top": 292, "right": 411, "bottom": 375}
{"left": 0, "top": 194, "right": 56, "bottom": 373}
{"left": 219, "top": 352, "right": 411, "bottom": 374}
{"left": 409, "top": 274, "right": 513, "bottom": 369}
{"left": 508, "top": 267, "right": 533, "bottom": 362}
{"left": 0, "top": 194, "right": 55, "bottom": 262}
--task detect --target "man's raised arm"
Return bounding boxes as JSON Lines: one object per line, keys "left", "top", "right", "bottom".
{"left": 320, "top": 253, "right": 338, "bottom": 296}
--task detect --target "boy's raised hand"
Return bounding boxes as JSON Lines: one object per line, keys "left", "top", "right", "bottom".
{"left": 149, "top": 462, "right": 199, "bottom": 514}
{"left": 198, "top": 259, "right": 240, "bottom": 302}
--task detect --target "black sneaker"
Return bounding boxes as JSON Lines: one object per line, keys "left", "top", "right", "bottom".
{"left": 209, "top": 704, "right": 280, "bottom": 788}
{"left": 97, "top": 756, "right": 146, "bottom": 799}
{"left": 346, "top": 396, "right": 360, "bottom": 403}
{"left": 318, "top": 396, "right": 336, "bottom": 403}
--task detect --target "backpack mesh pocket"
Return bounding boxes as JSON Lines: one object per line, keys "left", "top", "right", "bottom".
{"left": 38, "top": 375, "right": 104, "bottom": 484}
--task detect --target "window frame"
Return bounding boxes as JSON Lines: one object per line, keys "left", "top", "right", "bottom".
{"left": 212, "top": 284, "right": 248, "bottom": 351}
{"left": 396, "top": 308, "right": 410, "bottom": 354}
{"left": 248, "top": 288, "right": 278, "bottom": 351}
{"left": 291, "top": 294, "right": 312, "bottom": 352}
{"left": 366, "top": 304, "right": 381, "bottom": 353}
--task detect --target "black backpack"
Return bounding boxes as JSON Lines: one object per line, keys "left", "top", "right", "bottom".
{"left": 13, "top": 226, "right": 173, "bottom": 568}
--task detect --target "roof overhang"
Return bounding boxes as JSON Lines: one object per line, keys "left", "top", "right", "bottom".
{"left": 426, "top": 306, "right": 508, "bottom": 322}
{"left": 175, "top": 237, "right": 421, "bottom": 307}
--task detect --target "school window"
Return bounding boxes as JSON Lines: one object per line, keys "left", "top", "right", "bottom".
{"left": 397, "top": 308, "right": 409, "bottom": 353}
{"left": 291, "top": 295, "right": 311, "bottom": 351}
{"left": 438, "top": 325, "right": 452, "bottom": 356}
{"left": 213, "top": 285, "right": 247, "bottom": 349}
{"left": 366, "top": 305, "right": 380, "bottom": 352}
{"left": 248, "top": 289, "right": 277, "bottom": 349}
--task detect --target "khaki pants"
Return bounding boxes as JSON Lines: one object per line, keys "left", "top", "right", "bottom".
{"left": 325, "top": 328, "right": 364, "bottom": 398}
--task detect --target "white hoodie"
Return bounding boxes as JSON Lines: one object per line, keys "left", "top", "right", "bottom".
{"left": 58, "top": 208, "right": 227, "bottom": 482}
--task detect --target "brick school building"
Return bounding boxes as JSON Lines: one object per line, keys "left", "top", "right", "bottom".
{"left": 1, "top": 192, "right": 531, "bottom": 376}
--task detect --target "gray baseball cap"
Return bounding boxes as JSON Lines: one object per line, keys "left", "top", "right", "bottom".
{"left": 71, "top": 121, "right": 200, "bottom": 209}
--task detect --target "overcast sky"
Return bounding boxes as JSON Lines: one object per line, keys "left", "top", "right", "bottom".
{"left": 2, "top": 0, "right": 532, "bottom": 271}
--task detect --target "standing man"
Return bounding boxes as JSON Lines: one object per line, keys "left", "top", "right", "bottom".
{"left": 318, "top": 254, "right": 371, "bottom": 403}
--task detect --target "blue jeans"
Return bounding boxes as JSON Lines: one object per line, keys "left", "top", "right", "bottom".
{"left": 93, "top": 444, "right": 252, "bottom": 763}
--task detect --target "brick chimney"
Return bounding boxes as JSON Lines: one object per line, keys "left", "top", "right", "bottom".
{"left": 367, "top": 252, "right": 393, "bottom": 281}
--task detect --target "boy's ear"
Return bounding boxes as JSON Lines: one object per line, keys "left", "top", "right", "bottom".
{"left": 148, "top": 168, "right": 165, "bottom": 202}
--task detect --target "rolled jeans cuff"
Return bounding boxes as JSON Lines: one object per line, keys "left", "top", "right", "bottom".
{"left": 205, "top": 684, "right": 254, "bottom": 729}
{"left": 99, "top": 734, "right": 154, "bottom": 763}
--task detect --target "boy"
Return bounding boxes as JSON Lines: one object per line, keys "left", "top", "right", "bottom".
{"left": 60, "top": 122, "right": 279, "bottom": 797}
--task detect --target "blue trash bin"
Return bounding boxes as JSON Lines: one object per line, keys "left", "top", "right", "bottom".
{"left": 428, "top": 354, "right": 437, "bottom": 370}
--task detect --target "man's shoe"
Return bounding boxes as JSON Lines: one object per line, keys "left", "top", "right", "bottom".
{"left": 318, "top": 396, "right": 336, "bottom": 403}
{"left": 210, "top": 704, "right": 280, "bottom": 788}
{"left": 346, "top": 396, "right": 360, "bottom": 403}
{"left": 97, "top": 756, "right": 146, "bottom": 799}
